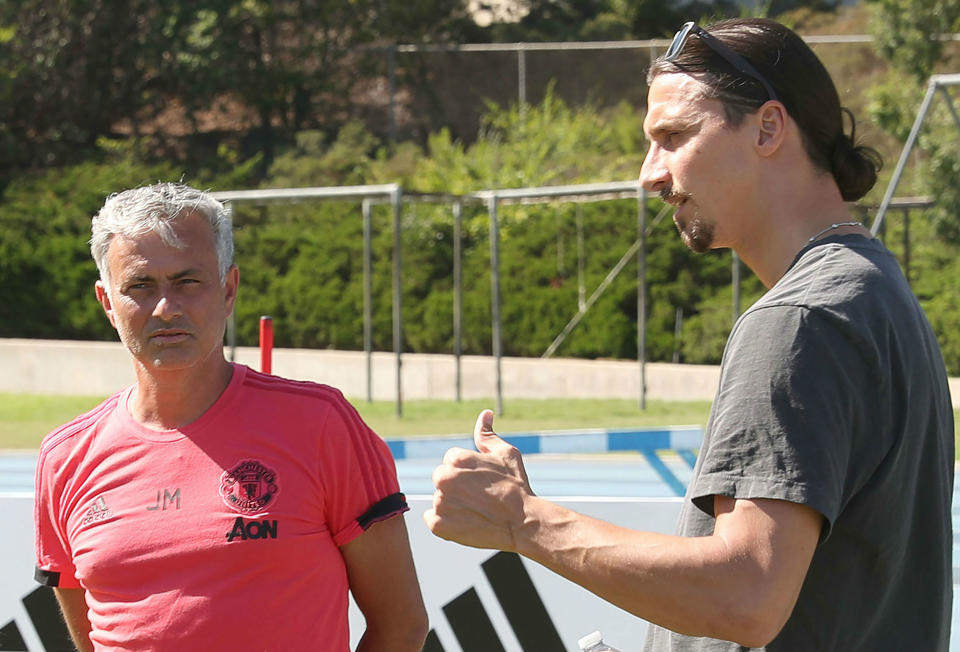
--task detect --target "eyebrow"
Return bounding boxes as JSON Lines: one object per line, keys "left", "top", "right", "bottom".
{"left": 121, "top": 268, "right": 203, "bottom": 285}
{"left": 169, "top": 269, "right": 202, "bottom": 281}
{"left": 645, "top": 118, "right": 691, "bottom": 140}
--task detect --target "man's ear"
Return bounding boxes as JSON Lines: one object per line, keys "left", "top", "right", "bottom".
{"left": 95, "top": 281, "right": 118, "bottom": 330}
{"left": 224, "top": 265, "right": 240, "bottom": 317}
{"left": 755, "top": 101, "right": 787, "bottom": 156}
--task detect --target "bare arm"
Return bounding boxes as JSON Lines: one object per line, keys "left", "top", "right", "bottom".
{"left": 424, "top": 410, "right": 822, "bottom": 648}
{"left": 53, "top": 588, "right": 93, "bottom": 652}
{"left": 341, "top": 514, "right": 428, "bottom": 652}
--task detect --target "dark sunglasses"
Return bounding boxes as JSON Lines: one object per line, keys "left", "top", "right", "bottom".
{"left": 664, "top": 21, "right": 779, "bottom": 103}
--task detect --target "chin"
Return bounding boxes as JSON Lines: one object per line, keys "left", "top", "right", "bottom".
{"left": 676, "top": 211, "right": 715, "bottom": 254}
{"left": 684, "top": 234, "right": 714, "bottom": 254}
{"left": 141, "top": 345, "right": 203, "bottom": 370}
{"left": 145, "top": 357, "right": 200, "bottom": 373}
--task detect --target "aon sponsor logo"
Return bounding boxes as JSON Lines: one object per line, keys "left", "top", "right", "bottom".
{"left": 226, "top": 517, "right": 278, "bottom": 542}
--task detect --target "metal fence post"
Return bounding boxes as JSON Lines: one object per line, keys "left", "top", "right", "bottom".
{"left": 518, "top": 45, "right": 527, "bottom": 117}
{"left": 453, "top": 200, "right": 463, "bottom": 402}
{"left": 363, "top": 198, "right": 373, "bottom": 402}
{"left": 488, "top": 194, "right": 504, "bottom": 416}
{"left": 392, "top": 187, "right": 403, "bottom": 417}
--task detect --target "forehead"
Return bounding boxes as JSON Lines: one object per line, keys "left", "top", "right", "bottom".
{"left": 643, "top": 73, "right": 722, "bottom": 134}
{"left": 105, "top": 212, "right": 218, "bottom": 277}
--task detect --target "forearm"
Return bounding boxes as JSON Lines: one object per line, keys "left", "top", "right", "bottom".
{"left": 67, "top": 629, "right": 94, "bottom": 652}
{"left": 53, "top": 588, "right": 94, "bottom": 652}
{"left": 515, "top": 496, "right": 787, "bottom": 646}
{"left": 343, "top": 517, "right": 428, "bottom": 652}
{"left": 427, "top": 413, "right": 820, "bottom": 647}
{"left": 354, "top": 623, "right": 426, "bottom": 652}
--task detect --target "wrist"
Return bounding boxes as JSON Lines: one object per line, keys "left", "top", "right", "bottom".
{"left": 512, "top": 494, "right": 561, "bottom": 561}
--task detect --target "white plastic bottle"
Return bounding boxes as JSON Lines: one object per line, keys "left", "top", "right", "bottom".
{"left": 577, "top": 630, "right": 622, "bottom": 651}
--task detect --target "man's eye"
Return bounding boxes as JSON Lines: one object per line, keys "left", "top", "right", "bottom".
{"left": 659, "top": 131, "right": 685, "bottom": 149}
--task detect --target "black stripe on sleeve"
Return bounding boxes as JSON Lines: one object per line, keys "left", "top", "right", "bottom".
{"left": 34, "top": 567, "right": 61, "bottom": 587}
{"left": 357, "top": 492, "right": 408, "bottom": 530}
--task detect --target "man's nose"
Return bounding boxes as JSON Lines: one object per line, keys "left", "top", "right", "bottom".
{"left": 639, "top": 145, "right": 670, "bottom": 193}
{"left": 152, "top": 288, "right": 183, "bottom": 320}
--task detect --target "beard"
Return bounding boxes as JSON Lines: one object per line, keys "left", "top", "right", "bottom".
{"left": 676, "top": 212, "right": 715, "bottom": 253}
{"left": 662, "top": 189, "right": 715, "bottom": 253}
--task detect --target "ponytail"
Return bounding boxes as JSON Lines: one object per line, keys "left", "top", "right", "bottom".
{"left": 830, "top": 108, "right": 882, "bottom": 202}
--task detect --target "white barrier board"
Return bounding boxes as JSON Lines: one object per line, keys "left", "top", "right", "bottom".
{"left": 1, "top": 494, "right": 681, "bottom": 651}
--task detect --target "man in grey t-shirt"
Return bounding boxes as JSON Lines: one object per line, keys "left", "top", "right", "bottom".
{"left": 425, "top": 17, "right": 953, "bottom": 651}
{"left": 640, "top": 235, "right": 953, "bottom": 651}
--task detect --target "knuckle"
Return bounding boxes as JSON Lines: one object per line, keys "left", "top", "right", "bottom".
{"left": 423, "top": 509, "right": 439, "bottom": 531}
{"left": 431, "top": 465, "right": 450, "bottom": 488}
{"left": 442, "top": 447, "right": 467, "bottom": 466}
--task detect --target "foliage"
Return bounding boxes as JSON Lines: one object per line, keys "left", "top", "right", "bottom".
{"left": 0, "top": 0, "right": 476, "bottom": 175}
{"left": 896, "top": 208, "right": 960, "bottom": 375}
{"left": 414, "top": 85, "right": 644, "bottom": 193}
{"left": 0, "top": 140, "right": 259, "bottom": 339}
{"left": 866, "top": 0, "right": 960, "bottom": 81}
{"left": 486, "top": 0, "right": 747, "bottom": 40}
{"left": 3, "top": 6, "right": 960, "bottom": 375}
{"left": 221, "top": 93, "right": 765, "bottom": 364}
{"left": 0, "top": 92, "right": 759, "bottom": 368}
{"left": 865, "top": 0, "right": 960, "bottom": 244}
{"left": 0, "top": 149, "right": 174, "bottom": 339}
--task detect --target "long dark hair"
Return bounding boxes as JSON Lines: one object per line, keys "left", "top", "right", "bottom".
{"left": 648, "top": 18, "right": 881, "bottom": 201}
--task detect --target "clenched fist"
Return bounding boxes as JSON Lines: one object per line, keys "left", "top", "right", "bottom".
{"left": 423, "top": 410, "right": 536, "bottom": 552}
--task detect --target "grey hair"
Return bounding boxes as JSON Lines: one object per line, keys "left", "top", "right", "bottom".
{"left": 90, "top": 183, "right": 234, "bottom": 291}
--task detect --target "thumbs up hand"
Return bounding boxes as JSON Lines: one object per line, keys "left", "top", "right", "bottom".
{"left": 473, "top": 408, "right": 498, "bottom": 451}
{"left": 423, "top": 410, "right": 534, "bottom": 553}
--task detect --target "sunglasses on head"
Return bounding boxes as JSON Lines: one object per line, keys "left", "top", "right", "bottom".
{"left": 664, "top": 21, "right": 779, "bottom": 103}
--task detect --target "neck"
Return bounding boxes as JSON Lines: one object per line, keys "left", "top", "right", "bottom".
{"left": 129, "top": 354, "right": 234, "bottom": 430}
{"left": 733, "top": 166, "right": 858, "bottom": 288}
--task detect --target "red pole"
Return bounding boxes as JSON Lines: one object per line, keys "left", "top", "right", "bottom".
{"left": 259, "top": 315, "right": 273, "bottom": 374}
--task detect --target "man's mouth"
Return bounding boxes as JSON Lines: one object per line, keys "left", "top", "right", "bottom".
{"left": 669, "top": 197, "right": 690, "bottom": 224}
{"left": 150, "top": 329, "right": 190, "bottom": 343}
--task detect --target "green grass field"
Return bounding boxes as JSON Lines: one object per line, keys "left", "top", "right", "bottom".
{"left": 0, "top": 392, "right": 712, "bottom": 449}
{"left": 3, "top": 393, "right": 957, "bottom": 459}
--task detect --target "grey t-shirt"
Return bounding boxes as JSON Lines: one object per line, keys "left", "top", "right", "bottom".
{"left": 644, "top": 235, "right": 954, "bottom": 651}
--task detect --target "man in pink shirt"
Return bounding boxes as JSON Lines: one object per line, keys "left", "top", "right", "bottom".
{"left": 34, "top": 183, "right": 428, "bottom": 651}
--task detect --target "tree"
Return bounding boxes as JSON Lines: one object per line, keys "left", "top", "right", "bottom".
{"left": 0, "top": 0, "right": 476, "bottom": 178}
{"left": 868, "top": 0, "right": 959, "bottom": 80}
{"left": 865, "top": 0, "right": 960, "bottom": 242}
{"left": 483, "top": 0, "right": 743, "bottom": 41}
{"left": 0, "top": 150, "right": 178, "bottom": 339}
{"left": 0, "top": 0, "right": 165, "bottom": 170}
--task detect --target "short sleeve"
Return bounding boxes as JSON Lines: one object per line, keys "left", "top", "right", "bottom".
{"left": 34, "top": 445, "right": 82, "bottom": 588}
{"left": 690, "top": 305, "right": 880, "bottom": 539}
{"left": 316, "top": 394, "right": 407, "bottom": 547}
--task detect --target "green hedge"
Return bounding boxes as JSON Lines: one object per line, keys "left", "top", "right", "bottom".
{"left": 1, "top": 96, "right": 956, "bottom": 373}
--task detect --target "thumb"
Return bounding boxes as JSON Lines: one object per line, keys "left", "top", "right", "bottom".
{"left": 473, "top": 409, "right": 500, "bottom": 453}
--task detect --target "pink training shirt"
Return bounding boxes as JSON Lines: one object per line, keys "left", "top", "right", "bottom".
{"left": 35, "top": 364, "right": 407, "bottom": 651}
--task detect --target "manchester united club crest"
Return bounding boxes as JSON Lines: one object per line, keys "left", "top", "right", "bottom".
{"left": 219, "top": 460, "right": 280, "bottom": 515}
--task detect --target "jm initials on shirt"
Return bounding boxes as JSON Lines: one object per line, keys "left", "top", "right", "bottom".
{"left": 147, "top": 488, "right": 181, "bottom": 511}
